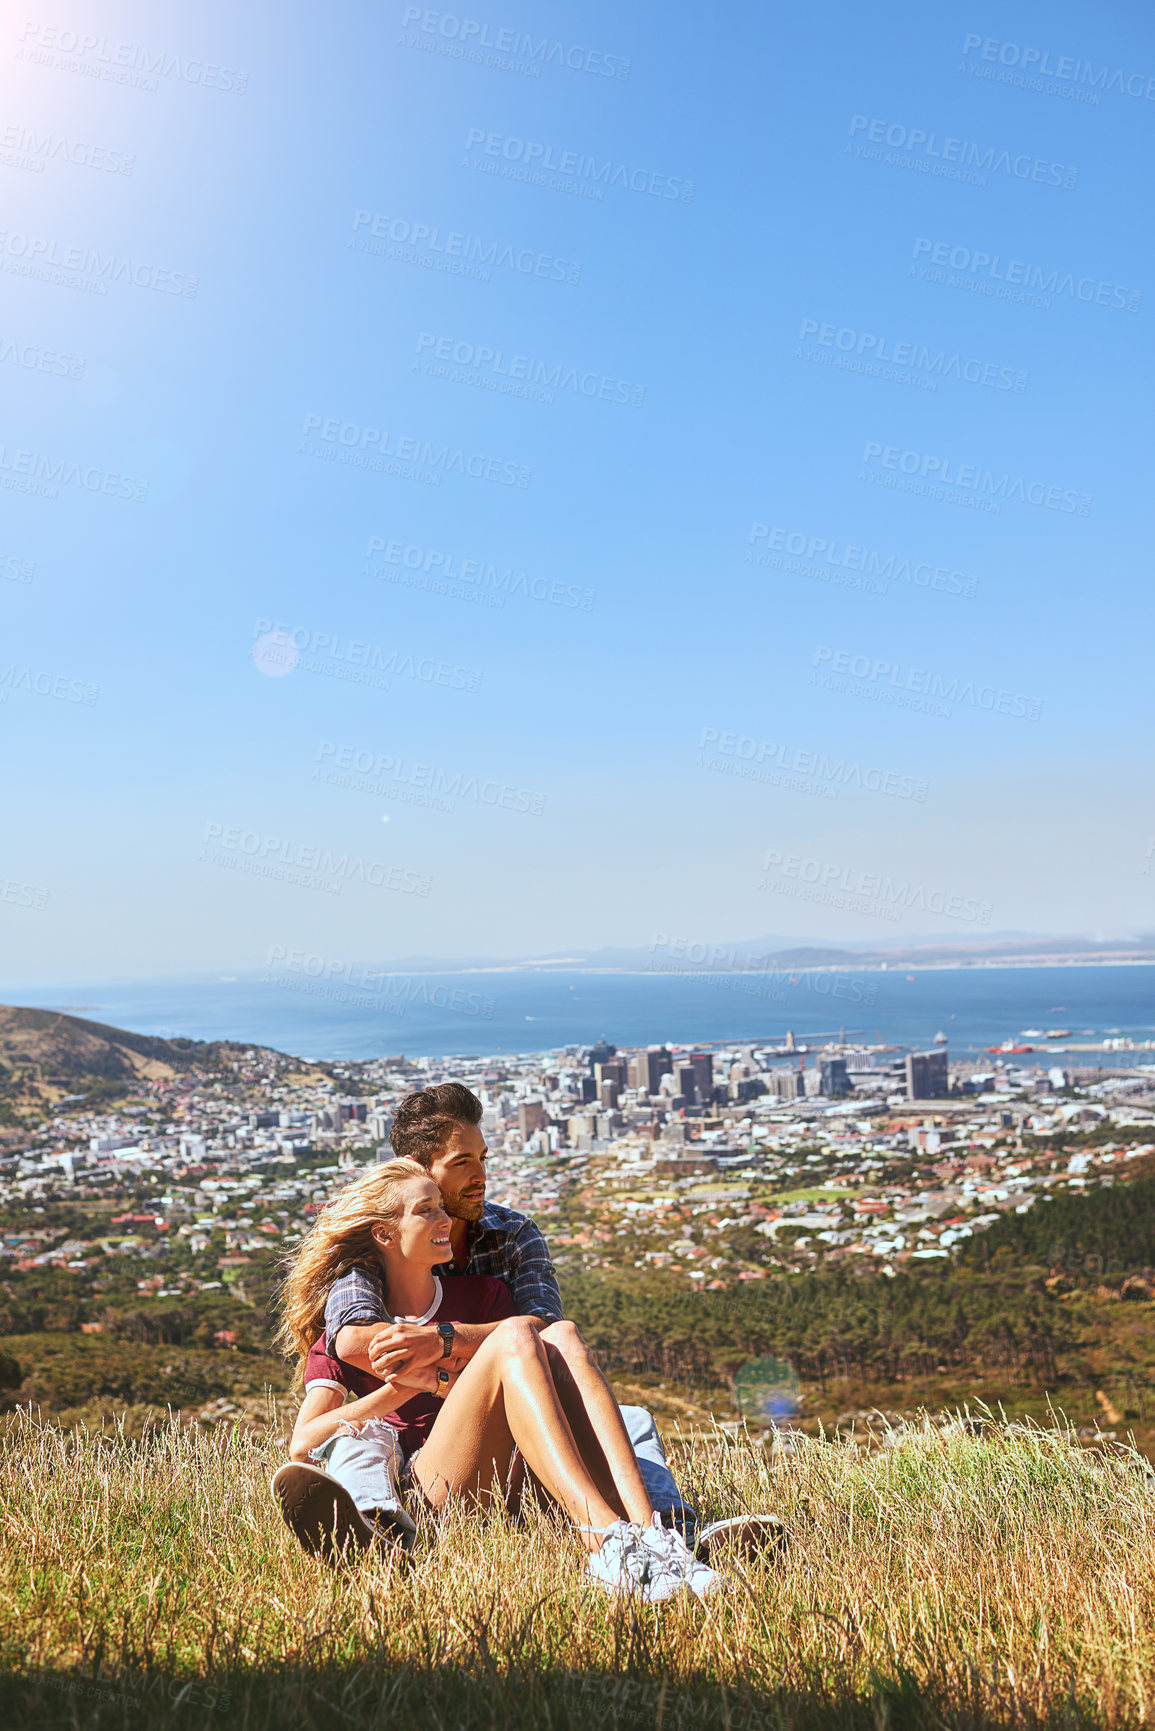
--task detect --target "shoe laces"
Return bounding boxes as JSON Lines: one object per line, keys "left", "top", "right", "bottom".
{"left": 580, "top": 1519, "right": 654, "bottom": 1584}
{"left": 643, "top": 1515, "right": 693, "bottom": 1565}
{"left": 643, "top": 1516, "right": 716, "bottom": 1591}
{"left": 637, "top": 1523, "right": 699, "bottom": 1585}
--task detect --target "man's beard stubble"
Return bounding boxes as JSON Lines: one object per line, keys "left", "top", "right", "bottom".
{"left": 441, "top": 1182, "right": 485, "bottom": 1222}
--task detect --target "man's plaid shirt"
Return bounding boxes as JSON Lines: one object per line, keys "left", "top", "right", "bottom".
{"left": 323, "top": 1201, "right": 563, "bottom": 1353}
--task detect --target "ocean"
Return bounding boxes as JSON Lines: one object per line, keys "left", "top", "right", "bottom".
{"left": 5, "top": 964, "right": 1155, "bottom": 1065}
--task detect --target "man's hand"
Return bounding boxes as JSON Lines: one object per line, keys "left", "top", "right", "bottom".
{"left": 368, "top": 1321, "right": 442, "bottom": 1381}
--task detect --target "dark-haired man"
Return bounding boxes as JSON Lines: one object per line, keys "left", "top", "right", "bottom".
{"left": 326, "top": 1082, "right": 705, "bottom": 1539}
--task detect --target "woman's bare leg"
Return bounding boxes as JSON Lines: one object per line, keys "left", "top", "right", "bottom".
{"left": 539, "top": 1321, "right": 652, "bottom": 1525}
{"left": 412, "top": 1317, "right": 648, "bottom": 1548}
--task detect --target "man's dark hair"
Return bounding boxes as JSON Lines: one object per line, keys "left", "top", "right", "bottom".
{"left": 389, "top": 1083, "right": 482, "bottom": 1168}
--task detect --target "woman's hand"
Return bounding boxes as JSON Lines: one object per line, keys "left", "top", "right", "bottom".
{"left": 391, "top": 1361, "right": 449, "bottom": 1396}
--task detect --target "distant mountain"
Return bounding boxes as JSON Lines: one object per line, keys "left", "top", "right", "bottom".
{"left": 0, "top": 1004, "right": 239, "bottom": 1090}
{"left": 337, "top": 932, "right": 1155, "bottom": 974}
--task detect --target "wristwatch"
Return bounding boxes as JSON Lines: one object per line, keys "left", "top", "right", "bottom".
{"left": 436, "top": 1368, "right": 451, "bottom": 1399}
{"left": 437, "top": 1322, "right": 456, "bottom": 1358}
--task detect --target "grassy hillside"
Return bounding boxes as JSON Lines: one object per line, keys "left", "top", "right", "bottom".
{"left": 0, "top": 1004, "right": 215, "bottom": 1087}
{"left": 0, "top": 1333, "right": 291, "bottom": 1434}
{"left": 0, "top": 1409, "right": 1150, "bottom": 1729}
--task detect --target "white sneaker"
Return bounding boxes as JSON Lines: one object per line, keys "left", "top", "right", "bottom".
{"left": 642, "top": 1514, "right": 720, "bottom": 1599}
{"left": 584, "top": 1520, "right": 689, "bottom": 1603}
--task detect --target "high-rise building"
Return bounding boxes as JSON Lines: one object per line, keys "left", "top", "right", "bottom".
{"left": 598, "top": 1079, "right": 621, "bottom": 1109}
{"left": 689, "top": 1052, "right": 714, "bottom": 1100}
{"left": 517, "top": 1101, "right": 548, "bottom": 1136}
{"left": 732, "top": 1077, "right": 767, "bottom": 1101}
{"left": 566, "top": 1112, "right": 594, "bottom": 1149}
{"left": 630, "top": 1047, "right": 672, "bottom": 1094}
{"left": 587, "top": 1038, "right": 617, "bottom": 1073}
{"left": 768, "top": 1072, "right": 800, "bottom": 1100}
{"left": 676, "top": 1064, "right": 698, "bottom": 1104}
{"left": 819, "top": 1057, "right": 851, "bottom": 1097}
{"left": 906, "top": 1050, "right": 948, "bottom": 1099}
{"left": 594, "top": 1060, "right": 627, "bottom": 1091}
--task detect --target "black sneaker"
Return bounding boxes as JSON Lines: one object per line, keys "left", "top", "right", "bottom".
{"left": 271, "top": 1463, "right": 379, "bottom": 1563}
{"left": 692, "top": 1514, "right": 790, "bottom": 1566}
{"left": 364, "top": 1504, "right": 417, "bottom": 1552}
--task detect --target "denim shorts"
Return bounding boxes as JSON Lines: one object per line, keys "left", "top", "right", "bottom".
{"left": 399, "top": 1447, "right": 436, "bottom": 1513}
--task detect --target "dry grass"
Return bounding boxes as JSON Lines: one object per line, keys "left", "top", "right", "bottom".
{"left": 0, "top": 1406, "right": 1152, "bottom": 1729}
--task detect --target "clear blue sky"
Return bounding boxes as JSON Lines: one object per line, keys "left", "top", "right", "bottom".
{"left": 3, "top": 0, "right": 1153, "bottom": 981}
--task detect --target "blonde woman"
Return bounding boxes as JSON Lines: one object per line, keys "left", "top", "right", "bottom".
{"left": 272, "top": 1158, "right": 716, "bottom": 1600}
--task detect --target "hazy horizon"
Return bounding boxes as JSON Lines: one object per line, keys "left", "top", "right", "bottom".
{"left": 6, "top": 928, "right": 1155, "bottom": 993}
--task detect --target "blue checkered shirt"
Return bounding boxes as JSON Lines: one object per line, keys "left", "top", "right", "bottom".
{"left": 323, "top": 1201, "right": 563, "bottom": 1353}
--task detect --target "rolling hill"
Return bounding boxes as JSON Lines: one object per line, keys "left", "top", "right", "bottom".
{"left": 0, "top": 1004, "right": 229, "bottom": 1090}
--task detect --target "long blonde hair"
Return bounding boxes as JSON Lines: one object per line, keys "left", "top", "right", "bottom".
{"left": 276, "top": 1157, "right": 431, "bottom": 1361}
